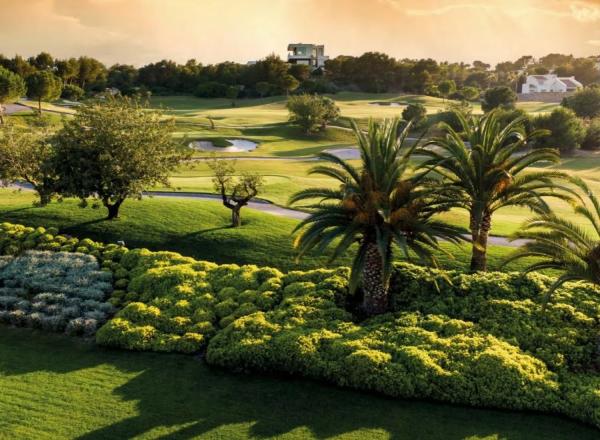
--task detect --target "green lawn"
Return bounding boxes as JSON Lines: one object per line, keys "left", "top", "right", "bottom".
{"left": 0, "top": 189, "right": 530, "bottom": 273}
{"left": 175, "top": 123, "right": 356, "bottom": 157}
{"left": 1, "top": 327, "right": 597, "bottom": 440}
{"left": 150, "top": 92, "right": 558, "bottom": 129}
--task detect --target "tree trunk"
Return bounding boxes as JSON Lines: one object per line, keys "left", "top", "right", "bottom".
{"left": 361, "top": 242, "right": 389, "bottom": 315}
{"left": 105, "top": 199, "right": 124, "bottom": 220}
{"left": 231, "top": 206, "right": 242, "bottom": 227}
{"left": 0, "top": 111, "right": 4, "bottom": 125}
{"left": 469, "top": 211, "right": 491, "bottom": 272}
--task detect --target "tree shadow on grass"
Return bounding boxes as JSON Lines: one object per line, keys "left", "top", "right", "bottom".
{"left": 0, "top": 328, "right": 597, "bottom": 440}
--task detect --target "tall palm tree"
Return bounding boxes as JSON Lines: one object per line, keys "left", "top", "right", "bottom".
{"left": 289, "top": 119, "right": 464, "bottom": 316}
{"left": 418, "top": 109, "right": 574, "bottom": 272}
{"left": 505, "top": 178, "right": 599, "bottom": 299}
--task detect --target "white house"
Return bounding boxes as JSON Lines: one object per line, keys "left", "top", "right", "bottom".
{"left": 287, "top": 43, "right": 328, "bottom": 69}
{"left": 521, "top": 74, "right": 583, "bottom": 94}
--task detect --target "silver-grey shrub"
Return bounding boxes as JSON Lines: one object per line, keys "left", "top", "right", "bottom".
{"left": 0, "top": 251, "right": 114, "bottom": 335}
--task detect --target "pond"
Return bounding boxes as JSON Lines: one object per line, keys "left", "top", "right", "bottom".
{"left": 189, "top": 139, "right": 258, "bottom": 153}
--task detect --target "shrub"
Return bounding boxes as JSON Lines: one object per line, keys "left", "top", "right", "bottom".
{"left": 533, "top": 107, "right": 586, "bottom": 154}
{"left": 0, "top": 251, "right": 114, "bottom": 335}
{"left": 562, "top": 87, "right": 600, "bottom": 119}
{"left": 402, "top": 103, "right": 427, "bottom": 129}
{"left": 96, "top": 251, "right": 285, "bottom": 353}
{"left": 582, "top": 118, "right": 600, "bottom": 150}
{"left": 481, "top": 86, "right": 517, "bottom": 112}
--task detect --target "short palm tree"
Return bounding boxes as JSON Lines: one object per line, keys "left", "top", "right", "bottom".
{"left": 289, "top": 119, "right": 464, "bottom": 315}
{"left": 505, "top": 178, "right": 600, "bottom": 298}
{"left": 418, "top": 109, "right": 573, "bottom": 272}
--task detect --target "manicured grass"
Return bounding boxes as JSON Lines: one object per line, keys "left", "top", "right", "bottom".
{"left": 150, "top": 92, "right": 558, "bottom": 129}
{"left": 0, "top": 189, "right": 530, "bottom": 273}
{"left": 1, "top": 327, "right": 597, "bottom": 439}
{"left": 176, "top": 123, "right": 356, "bottom": 157}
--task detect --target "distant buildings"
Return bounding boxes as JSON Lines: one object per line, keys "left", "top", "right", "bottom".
{"left": 521, "top": 74, "right": 583, "bottom": 94}
{"left": 287, "top": 43, "right": 328, "bottom": 69}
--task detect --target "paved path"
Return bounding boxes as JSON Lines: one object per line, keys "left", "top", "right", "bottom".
{"left": 2, "top": 103, "right": 31, "bottom": 115}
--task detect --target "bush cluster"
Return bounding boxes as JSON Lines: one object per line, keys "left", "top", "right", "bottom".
{"left": 207, "top": 263, "right": 600, "bottom": 428}
{"left": 0, "top": 251, "right": 113, "bottom": 335}
{"left": 1, "top": 221, "right": 599, "bottom": 429}
{"left": 96, "top": 249, "right": 284, "bottom": 353}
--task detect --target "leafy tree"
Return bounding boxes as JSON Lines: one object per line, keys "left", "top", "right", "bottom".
{"left": 255, "top": 81, "right": 271, "bottom": 98}
{"left": 534, "top": 107, "right": 586, "bottom": 154}
{"left": 420, "top": 109, "right": 573, "bottom": 272}
{"left": 289, "top": 64, "right": 311, "bottom": 82}
{"left": 505, "top": 178, "right": 600, "bottom": 301}
{"left": 460, "top": 86, "right": 480, "bottom": 101}
{"left": 582, "top": 118, "right": 600, "bottom": 150}
{"left": 194, "top": 81, "right": 228, "bottom": 98}
{"left": 25, "top": 71, "right": 62, "bottom": 114}
{"left": 0, "top": 67, "right": 26, "bottom": 124}
{"left": 208, "top": 158, "right": 263, "bottom": 227}
{"left": 226, "top": 85, "right": 241, "bottom": 106}
{"left": 29, "top": 52, "right": 54, "bottom": 71}
{"left": 402, "top": 103, "right": 427, "bottom": 128}
{"left": 0, "top": 120, "right": 56, "bottom": 205}
{"left": 55, "top": 58, "right": 80, "bottom": 84}
{"left": 52, "top": 97, "right": 188, "bottom": 219}
{"left": 107, "top": 64, "right": 139, "bottom": 94}
{"left": 281, "top": 74, "right": 299, "bottom": 96}
{"left": 320, "top": 97, "right": 340, "bottom": 130}
{"left": 77, "top": 56, "right": 107, "bottom": 91}
{"left": 481, "top": 86, "right": 517, "bottom": 112}
{"left": 287, "top": 94, "right": 340, "bottom": 133}
{"left": 437, "top": 79, "right": 456, "bottom": 101}
{"left": 60, "top": 84, "right": 84, "bottom": 101}
{"left": 562, "top": 87, "right": 600, "bottom": 119}
{"left": 290, "top": 119, "right": 464, "bottom": 315}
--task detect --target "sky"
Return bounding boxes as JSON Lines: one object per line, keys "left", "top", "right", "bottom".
{"left": 1, "top": 0, "right": 599, "bottom": 67}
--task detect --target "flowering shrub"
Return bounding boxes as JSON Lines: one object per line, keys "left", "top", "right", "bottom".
{"left": 0, "top": 251, "right": 114, "bottom": 335}
{"left": 96, "top": 249, "right": 284, "bottom": 353}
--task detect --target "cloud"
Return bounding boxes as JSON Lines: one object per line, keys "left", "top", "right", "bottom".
{"left": 399, "top": 0, "right": 600, "bottom": 22}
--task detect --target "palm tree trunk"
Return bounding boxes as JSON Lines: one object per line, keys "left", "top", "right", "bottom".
{"left": 470, "top": 211, "right": 491, "bottom": 272}
{"left": 362, "top": 242, "right": 389, "bottom": 315}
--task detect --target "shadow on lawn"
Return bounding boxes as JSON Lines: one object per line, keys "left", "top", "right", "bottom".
{"left": 0, "top": 328, "right": 597, "bottom": 440}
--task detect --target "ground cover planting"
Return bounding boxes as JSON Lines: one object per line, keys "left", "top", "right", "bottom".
{"left": 0, "top": 251, "right": 113, "bottom": 335}
{"left": 1, "top": 220, "right": 594, "bottom": 430}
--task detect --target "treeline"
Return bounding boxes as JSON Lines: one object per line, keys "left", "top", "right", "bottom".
{"left": 0, "top": 51, "right": 599, "bottom": 101}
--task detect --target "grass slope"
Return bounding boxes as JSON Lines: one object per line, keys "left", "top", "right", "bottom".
{"left": 0, "top": 189, "right": 530, "bottom": 272}
{"left": 0, "top": 327, "right": 597, "bottom": 440}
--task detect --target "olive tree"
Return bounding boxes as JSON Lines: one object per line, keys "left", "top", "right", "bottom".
{"left": 52, "top": 97, "right": 189, "bottom": 219}
{"left": 208, "top": 157, "right": 263, "bottom": 227}
{"left": 0, "top": 67, "right": 26, "bottom": 124}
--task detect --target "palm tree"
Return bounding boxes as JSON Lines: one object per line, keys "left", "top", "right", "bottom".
{"left": 504, "top": 178, "right": 598, "bottom": 299}
{"left": 418, "top": 109, "right": 574, "bottom": 272}
{"left": 289, "top": 119, "right": 464, "bottom": 316}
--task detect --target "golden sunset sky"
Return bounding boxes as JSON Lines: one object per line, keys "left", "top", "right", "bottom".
{"left": 1, "top": 0, "right": 599, "bottom": 66}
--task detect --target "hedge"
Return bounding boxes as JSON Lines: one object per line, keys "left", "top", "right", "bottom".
{"left": 1, "top": 221, "right": 599, "bottom": 429}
